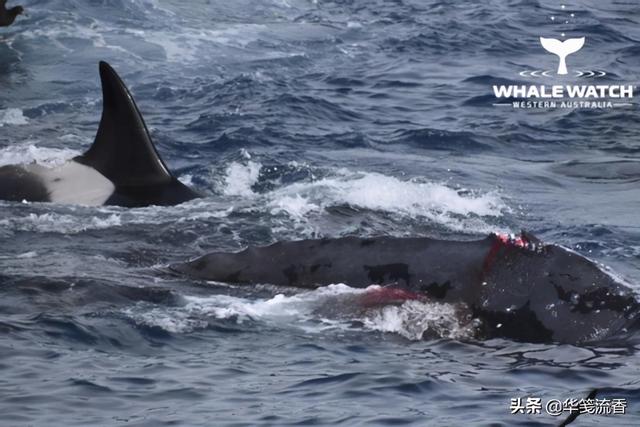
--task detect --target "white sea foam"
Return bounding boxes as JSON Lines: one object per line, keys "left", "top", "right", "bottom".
{"left": 0, "top": 251, "right": 38, "bottom": 260}
{"left": 178, "top": 174, "right": 194, "bottom": 186}
{"left": 16, "top": 19, "right": 132, "bottom": 57}
{"left": 222, "top": 161, "right": 262, "bottom": 196}
{"left": 127, "top": 284, "right": 360, "bottom": 333}
{"left": 272, "top": 171, "right": 504, "bottom": 218}
{"left": 269, "top": 194, "right": 320, "bottom": 220}
{"left": 135, "top": 0, "right": 177, "bottom": 17}
{"left": 219, "top": 161, "right": 508, "bottom": 232}
{"left": 362, "top": 300, "right": 472, "bottom": 340}
{"left": 0, "top": 144, "right": 80, "bottom": 167}
{"left": 0, "top": 109, "right": 29, "bottom": 127}
{"left": 0, "top": 213, "right": 122, "bottom": 234}
{"left": 16, "top": 251, "right": 38, "bottom": 259}
{"left": 9, "top": 2, "right": 275, "bottom": 63}
{"left": 124, "top": 24, "right": 268, "bottom": 63}
{"left": 0, "top": 197, "right": 235, "bottom": 234}
{"left": 124, "top": 284, "right": 476, "bottom": 340}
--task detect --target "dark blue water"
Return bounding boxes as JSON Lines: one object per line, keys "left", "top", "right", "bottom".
{"left": 1, "top": 0, "right": 639, "bottom": 425}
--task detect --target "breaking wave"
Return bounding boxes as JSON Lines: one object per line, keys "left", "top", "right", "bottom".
{"left": 0, "top": 108, "right": 29, "bottom": 127}
{"left": 219, "top": 160, "right": 509, "bottom": 233}
{"left": 122, "top": 284, "right": 476, "bottom": 341}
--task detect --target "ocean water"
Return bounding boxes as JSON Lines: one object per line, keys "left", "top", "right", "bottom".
{"left": 1, "top": 0, "right": 640, "bottom": 425}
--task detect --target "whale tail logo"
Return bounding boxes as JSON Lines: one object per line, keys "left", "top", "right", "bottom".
{"left": 540, "top": 37, "right": 585, "bottom": 75}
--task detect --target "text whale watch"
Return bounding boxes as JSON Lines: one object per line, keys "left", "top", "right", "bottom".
{"left": 0, "top": 62, "right": 201, "bottom": 207}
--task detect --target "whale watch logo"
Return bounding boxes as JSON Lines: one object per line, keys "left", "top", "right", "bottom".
{"left": 539, "top": 37, "right": 584, "bottom": 75}
{"left": 492, "top": 4, "right": 635, "bottom": 110}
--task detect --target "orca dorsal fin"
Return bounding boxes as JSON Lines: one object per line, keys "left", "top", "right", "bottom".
{"left": 75, "top": 61, "right": 173, "bottom": 187}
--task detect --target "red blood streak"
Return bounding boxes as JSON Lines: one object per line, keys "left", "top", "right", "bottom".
{"left": 358, "top": 286, "right": 425, "bottom": 307}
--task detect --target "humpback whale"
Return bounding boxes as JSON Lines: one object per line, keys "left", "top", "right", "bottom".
{"left": 0, "top": 61, "right": 201, "bottom": 207}
{"left": 172, "top": 232, "right": 639, "bottom": 344}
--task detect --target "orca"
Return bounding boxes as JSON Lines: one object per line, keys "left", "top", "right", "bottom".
{"left": 0, "top": 61, "right": 201, "bottom": 207}
{"left": 171, "top": 232, "right": 640, "bottom": 344}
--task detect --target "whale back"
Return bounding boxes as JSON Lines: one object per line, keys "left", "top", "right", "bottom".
{"left": 477, "top": 242, "right": 638, "bottom": 343}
